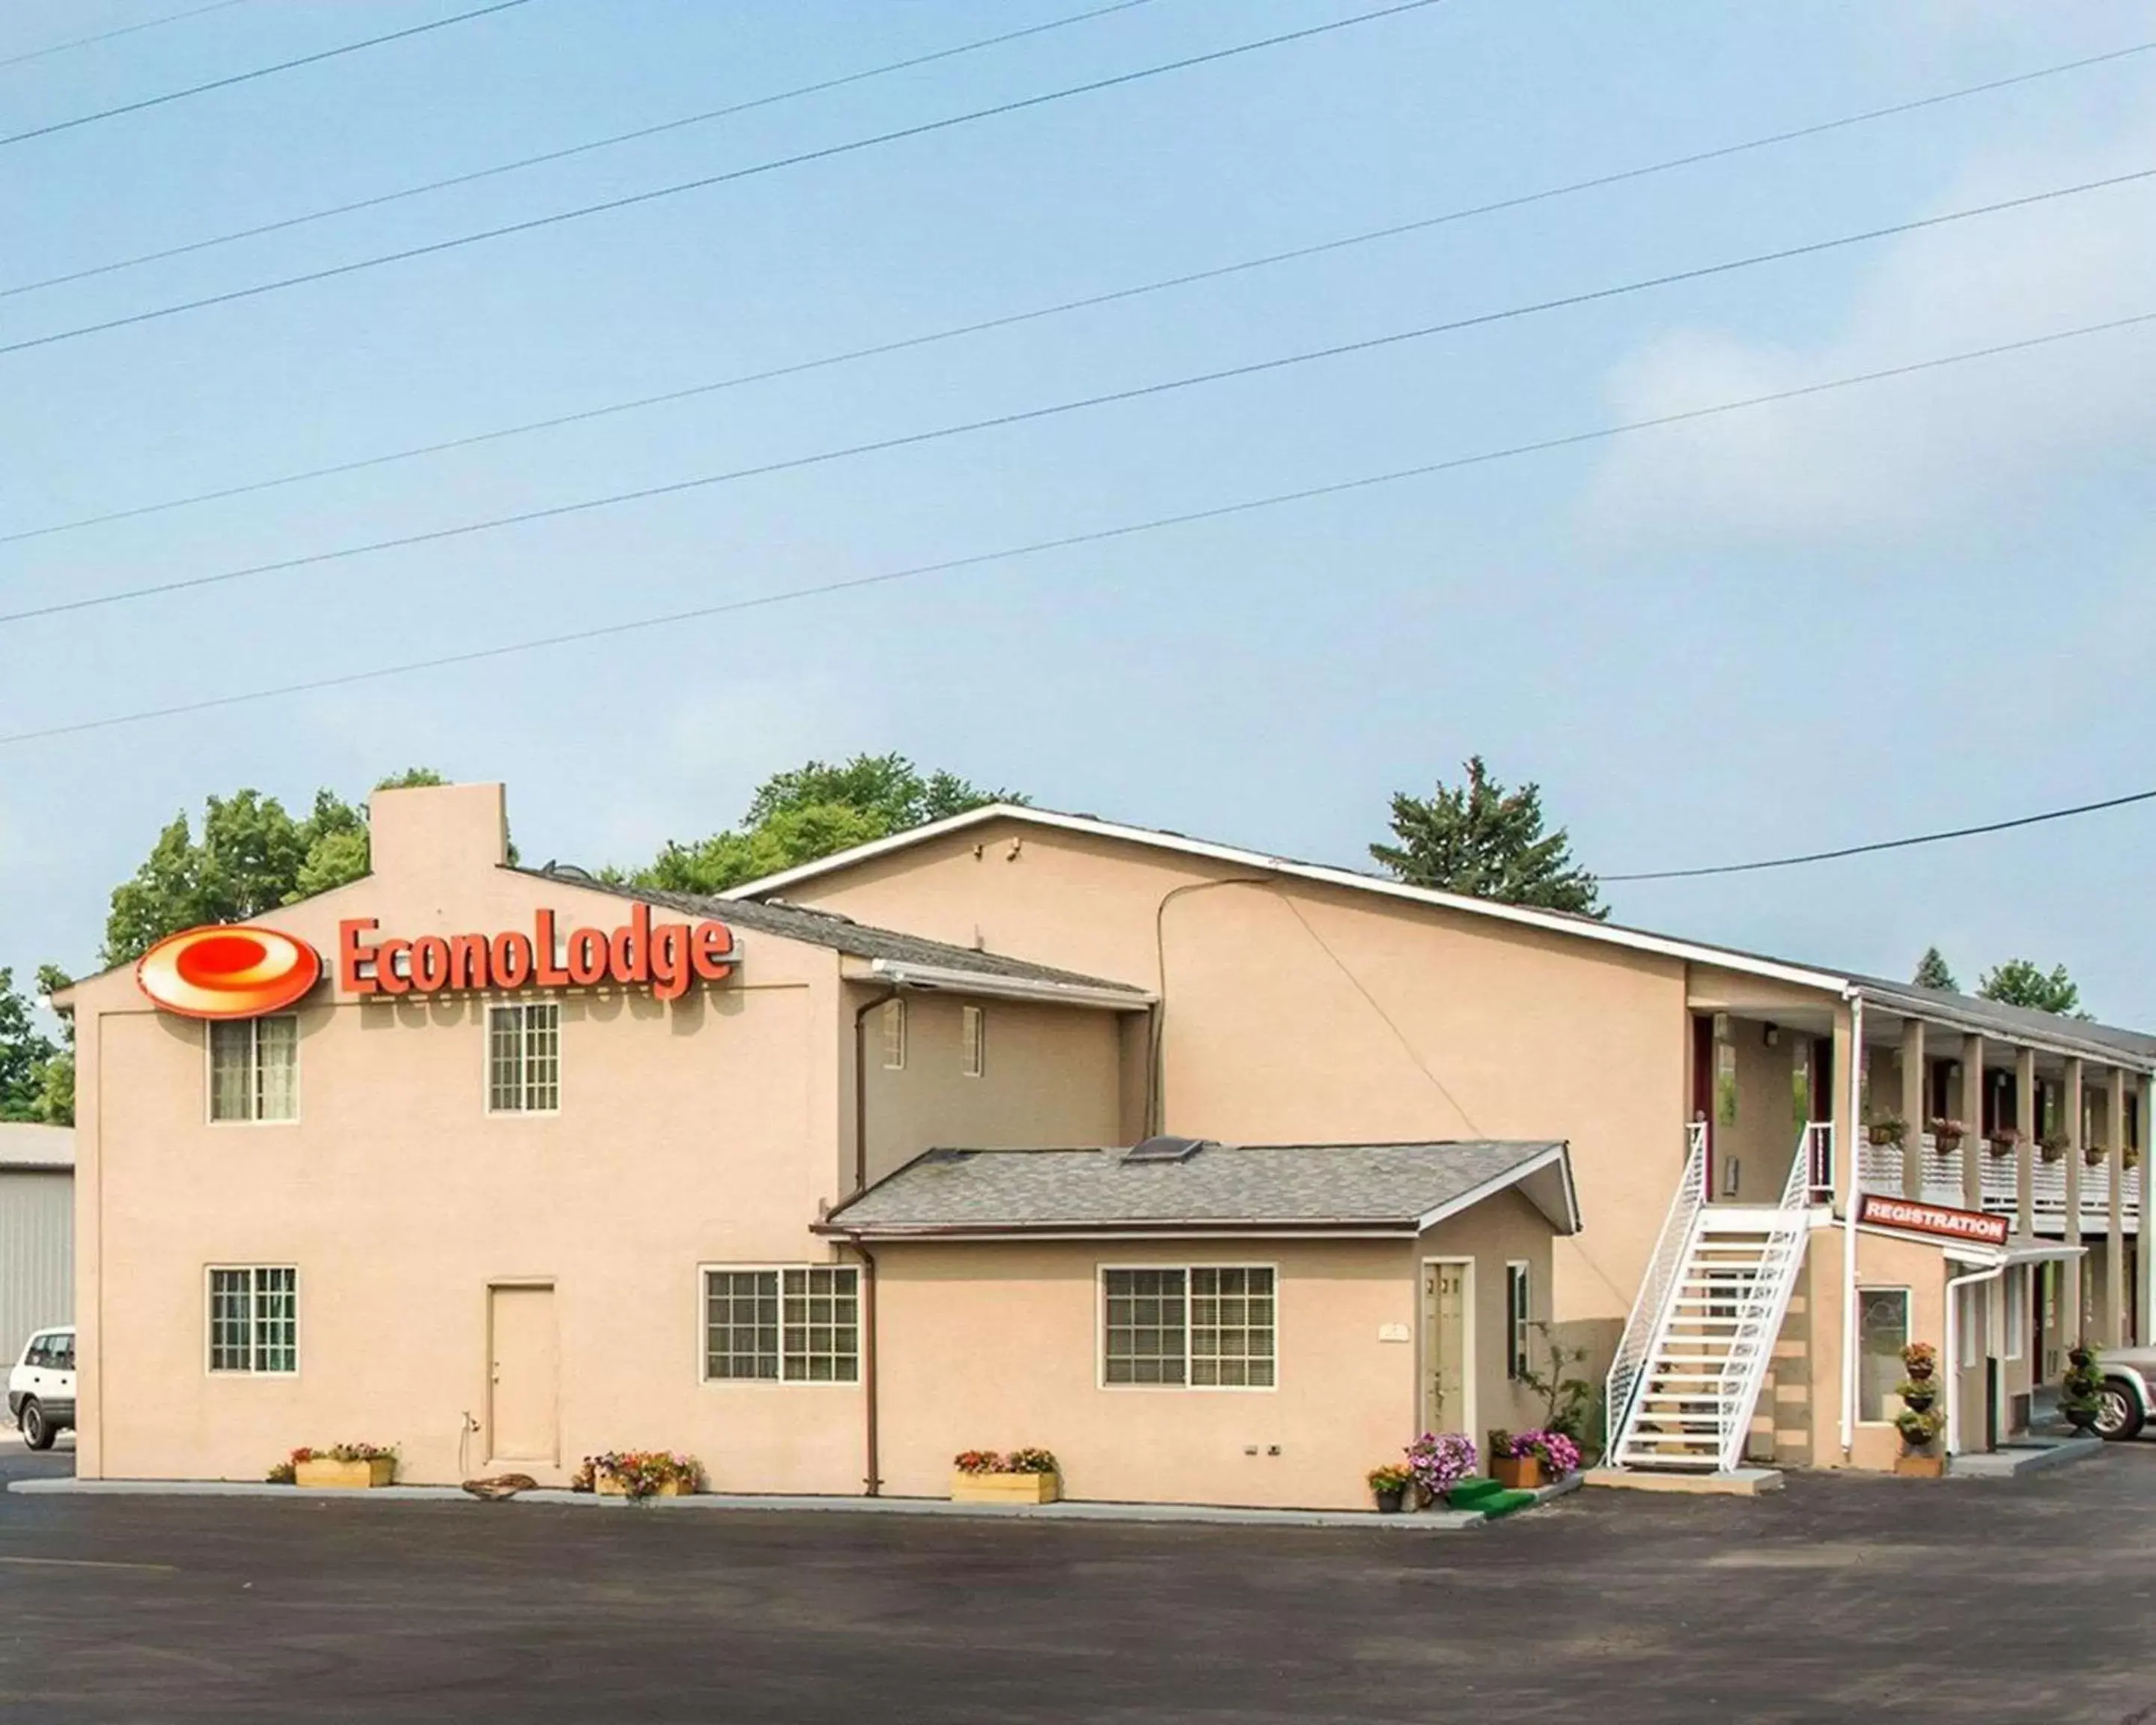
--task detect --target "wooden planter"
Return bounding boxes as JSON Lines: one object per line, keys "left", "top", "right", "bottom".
{"left": 951, "top": 1470, "right": 1061, "bottom": 1504}
{"left": 1894, "top": 1453, "right": 1946, "bottom": 1479}
{"left": 1490, "top": 1455, "right": 1545, "bottom": 1491}
{"left": 595, "top": 1470, "right": 697, "bottom": 1498}
{"left": 294, "top": 1456, "right": 395, "bottom": 1489}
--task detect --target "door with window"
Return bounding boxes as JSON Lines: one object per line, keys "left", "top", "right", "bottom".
{"left": 487, "top": 1284, "right": 558, "bottom": 1467}
{"left": 1420, "top": 1261, "right": 1472, "bottom": 1438}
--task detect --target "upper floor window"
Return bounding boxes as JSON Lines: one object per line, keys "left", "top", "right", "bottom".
{"left": 488, "top": 1003, "right": 559, "bottom": 1113}
{"left": 960, "top": 1004, "right": 986, "bottom": 1079}
{"left": 209, "top": 1016, "right": 298, "bottom": 1122}
{"left": 880, "top": 998, "right": 907, "bottom": 1071}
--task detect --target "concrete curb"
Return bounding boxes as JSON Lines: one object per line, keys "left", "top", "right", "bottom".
{"left": 1947, "top": 1435, "right": 2104, "bottom": 1479}
{"left": 6, "top": 1477, "right": 1514, "bottom": 1531}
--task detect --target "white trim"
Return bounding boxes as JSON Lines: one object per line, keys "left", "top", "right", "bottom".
{"left": 1945, "top": 1261, "right": 2006, "bottom": 1455}
{"left": 1853, "top": 1282, "right": 1911, "bottom": 1427}
{"left": 733, "top": 803, "right": 1854, "bottom": 993}
{"left": 1419, "top": 1256, "right": 1476, "bottom": 1445}
{"left": 1505, "top": 1259, "right": 1532, "bottom": 1382}
{"left": 1410, "top": 1143, "right": 1579, "bottom": 1235}
{"left": 832, "top": 1226, "right": 1418, "bottom": 1242}
{"left": 960, "top": 1003, "right": 985, "bottom": 1080}
{"left": 203, "top": 1015, "right": 301, "bottom": 1128}
{"left": 696, "top": 1262, "right": 862, "bottom": 1389}
{"left": 1095, "top": 1261, "right": 1279, "bottom": 1393}
{"left": 203, "top": 1264, "right": 299, "bottom": 1378}
{"left": 484, "top": 1001, "right": 561, "bottom": 1117}
{"left": 863, "top": 958, "right": 1154, "bottom": 1011}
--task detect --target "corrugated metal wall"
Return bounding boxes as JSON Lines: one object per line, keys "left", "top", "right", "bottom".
{"left": 0, "top": 1171, "right": 73, "bottom": 1365}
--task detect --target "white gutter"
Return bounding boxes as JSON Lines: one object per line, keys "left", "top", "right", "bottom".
{"left": 862, "top": 958, "right": 1155, "bottom": 1011}
{"left": 1841, "top": 990, "right": 1863, "bottom": 1459}
{"left": 1943, "top": 1260, "right": 2007, "bottom": 1458}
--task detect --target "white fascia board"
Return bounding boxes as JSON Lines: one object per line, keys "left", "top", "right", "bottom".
{"left": 820, "top": 1225, "right": 1419, "bottom": 1241}
{"left": 1856, "top": 988, "right": 2156, "bottom": 1074}
{"left": 862, "top": 958, "right": 1154, "bottom": 1011}
{"left": 1410, "top": 1144, "right": 1580, "bottom": 1236}
{"left": 728, "top": 804, "right": 1853, "bottom": 995}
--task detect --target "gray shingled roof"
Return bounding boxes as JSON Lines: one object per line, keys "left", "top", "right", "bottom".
{"left": 822, "top": 1140, "right": 1577, "bottom": 1236}
{"left": 524, "top": 869, "right": 1148, "bottom": 996}
{"left": 1851, "top": 976, "right": 2156, "bottom": 1067}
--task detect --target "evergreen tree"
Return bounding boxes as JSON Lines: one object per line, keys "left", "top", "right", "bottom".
{"left": 1912, "top": 946, "right": 1958, "bottom": 991}
{"left": 1371, "top": 757, "right": 1604, "bottom": 918}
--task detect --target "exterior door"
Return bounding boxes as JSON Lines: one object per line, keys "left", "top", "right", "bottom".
{"left": 1420, "top": 1261, "right": 1473, "bottom": 1438}
{"left": 487, "top": 1284, "right": 558, "bottom": 1467}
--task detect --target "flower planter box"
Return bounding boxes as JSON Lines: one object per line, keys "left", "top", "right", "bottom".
{"left": 951, "top": 1470, "right": 1061, "bottom": 1504}
{"left": 294, "top": 1456, "right": 395, "bottom": 1489}
{"left": 1893, "top": 1454, "right": 1946, "bottom": 1479}
{"left": 1490, "top": 1455, "right": 1544, "bottom": 1491}
{"left": 595, "top": 1471, "right": 696, "bottom": 1498}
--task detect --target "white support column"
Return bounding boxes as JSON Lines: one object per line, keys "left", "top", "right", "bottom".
{"left": 2108, "top": 1067, "right": 2128, "bottom": 1348}
{"left": 1961, "top": 1034, "right": 1985, "bottom": 1212}
{"left": 2016, "top": 1047, "right": 2037, "bottom": 1238}
{"left": 2064, "top": 1058, "right": 2085, "bottom": 1343}
{"left": 1901, "top": 1020, "right": 1927, "bottom": 1200}
{"left": 2140, "top": 1079, "right": 2153, "bottom": 1348}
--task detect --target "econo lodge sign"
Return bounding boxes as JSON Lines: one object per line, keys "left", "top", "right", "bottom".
{"left": 138, "top": 904, "right": 734, "bottom": 1018}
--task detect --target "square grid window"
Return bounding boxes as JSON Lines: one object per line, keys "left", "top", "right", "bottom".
{"left": 487, "top": 1003, "right": 559, "bottom": 1113}
{"left": 1104, "top": 1267, "right": 1275, "bottom": 1388}
{"left": 704, "top": 1268, "right": 858, "bottom": 1383}
{"left": 1505, "top": 1262, "right": 1532, "bottom": 1381}
{"left": 960, "top": 1004, "right": 985, "bottom": 1079}
{"left": 208, "top": 1267, "right": 297, "bottom": 1374}
{"left": 208, "top": 1016, "right": 299, "bottom": 1122}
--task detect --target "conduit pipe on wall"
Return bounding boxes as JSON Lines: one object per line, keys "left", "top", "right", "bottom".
{"left": 847, "top": 988, "right": 898, "bottom": 1497}
{"left": 1943, "top": 1260, "right": 2006, "bottom": 1458}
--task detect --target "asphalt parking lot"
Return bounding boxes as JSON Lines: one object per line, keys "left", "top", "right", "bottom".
{"left": 3, "top": 1446, "right": 2153, "bottom": 1724}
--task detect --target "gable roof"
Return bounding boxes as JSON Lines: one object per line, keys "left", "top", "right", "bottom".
{"left": 729, "top": 804, "right": 2156, "bottom": 1071}
{"left": 526, "top": 869, "right": 1151, "bottom": 1007}
{"left": 820, "top": 1138, "right": 1579, "bottom": 1239}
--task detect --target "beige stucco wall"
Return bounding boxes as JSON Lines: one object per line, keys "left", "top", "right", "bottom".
{"left": 1711, "top": 1020, "right": 1809, "bottom": 1205}
{"left": 872, "top": 1190, "right": 1554, "bottom": 1510}
{"left": 776, "top": 819, "right": 1692, "bottom": 1368}
{"left": 1804, "top": 1229, "right": 1950, "bottom": 1471}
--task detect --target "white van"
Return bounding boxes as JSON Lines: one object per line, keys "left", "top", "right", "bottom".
{"left": 7, "top": 1326, "right": 75, "bottom": 1450}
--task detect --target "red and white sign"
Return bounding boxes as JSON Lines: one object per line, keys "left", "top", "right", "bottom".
{"left": 137, "top": 925, "right": 324, "bottom": 1020}
{"left": 339, "top": 905, "right": 733, "bottom": 1003}
{"left": 1856, "top": 1193, "right": 2009, "bottom": 1247}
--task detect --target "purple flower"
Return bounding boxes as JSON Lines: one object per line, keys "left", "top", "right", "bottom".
{"left": 1405, "top": 1431, "right": 1478, "bottom": 1494}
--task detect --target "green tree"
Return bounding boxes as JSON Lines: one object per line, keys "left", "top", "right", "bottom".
{"left": 627, "top": 753, "right": 1017, "bottom": 895}
{"left": 1977, "top": 959, "right": 2089, "bottom": 1020}
{"left": 1912, "top": 946, "right": 1958, "bottom": 991}
{"left": 0, "top": 968, "right": 59, "bottom": 1122}
{"left": 1371, "top": 756, "right": 1604, "bottom": 918}
{"left": 102, "top": 770, "right": 450, "bottom": 964}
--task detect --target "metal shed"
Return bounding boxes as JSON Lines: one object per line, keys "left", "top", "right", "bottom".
{"left": 0, "top": 1124, "right": 73, "bottom": 1367}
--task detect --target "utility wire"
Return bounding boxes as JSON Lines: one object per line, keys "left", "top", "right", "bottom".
{"left": 0, "top": 305, "right": 2148, "bottom": 748}
{"left": 5, "top": 167, "right": 2149, "bottom": 628}
{"left": 13, "top": 40, "right": 2153, "bottom": 550}
{"left": 0, "top": 0, "right": 255, "bottom": 73}
{"left": 0, "top": 0, "right": 1166, "bottom": 300}
{"left": 0, "top": 0, "right": 1447, "bottom": 359}
{"left": 0, "top": 0, "right": 534, "bottom": 150}
{"left": 1605, "top": 790, "right": 2156, "bottom": 883}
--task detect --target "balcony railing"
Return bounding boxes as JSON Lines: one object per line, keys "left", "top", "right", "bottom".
{"left": 1860, "top": 1135, "right": 2140, "bottom": 1223}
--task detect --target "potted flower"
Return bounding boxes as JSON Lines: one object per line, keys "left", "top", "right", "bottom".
{"left": 1404, "top": 1432, "right": 1478, "bottom": 1505}
{"left": 1988, "top": 1128, "right": 2021, "bottom": 1160}
{"left": 290, "top": 1443, "right": 398, "bottom": 1489}
{"left": 1893, "top": 1343, "right": 1945, "bottom": 1476}
{"left": 950, "top": 1446, "right": 1062, "bottom": 1504}
{"left": 1928, "top": 1118, "right": 1968, "bottom": 1154}
{"left": 2127, "top": 1146, "right": 2143, "bottom": 1171}
{"left": 1512, "top": 1429, "right": 1581, "bottom": 1481}
{"left": 2061, "top": 1345, "right": 2104, "bottom": 1437}
{"left": 2083, "top": 1143, "right": 2107, "bottom": 1170}
{"left": 584, "top": 1451, "right": 703, "bottom": 1500}
{"left": 2039, "top": 1133, "right": 2069, "bottom": 1164}
{"left": 1866, "top": 1115, "right": 1907, "bottom": 1149}
{"left": 1368, "top": 1462, "right": 1413, "bottom": 1513}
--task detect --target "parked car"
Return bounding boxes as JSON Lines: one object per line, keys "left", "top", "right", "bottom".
{"left": 2090, "top": 1345, "right": 2156, "bottom": 1441}
{"left": 7, "top": 1326, "right": 74, "bottom": 1450}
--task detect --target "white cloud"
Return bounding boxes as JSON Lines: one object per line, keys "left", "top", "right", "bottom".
{"left": 1582, "top": 116, "right": 2156, "bottom": 545}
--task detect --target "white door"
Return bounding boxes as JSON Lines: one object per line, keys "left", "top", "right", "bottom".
{"left": 487, "top": 1286, "right": 559, "bottom": 1466}
{"left": 1421, "top": 1262, "right": 1473, "bottom": 1439}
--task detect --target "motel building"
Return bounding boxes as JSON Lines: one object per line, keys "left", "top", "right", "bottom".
{"left": 54, "top": 783, "right": 2155, "bottom": 1507}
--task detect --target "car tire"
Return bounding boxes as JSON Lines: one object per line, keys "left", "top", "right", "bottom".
{"left": 19, "top": 1399, "right": 55, "bottom": 1451}
{"left": 2095, "top": 1380, "right": 2146, "bottom": 1442}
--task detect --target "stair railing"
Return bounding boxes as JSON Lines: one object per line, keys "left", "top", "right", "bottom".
{"left": 1712, "top": 1122, "right": 1826, "bottom": 1470}
{"left": 1606, "top": 1121, "right": 1708, "bottom": 1454}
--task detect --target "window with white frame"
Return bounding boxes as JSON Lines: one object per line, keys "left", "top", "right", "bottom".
{"left": 880, "top": 997, "right": 907, "bottom": 1071}
{"left": 1103, "top": 1266, "right": 1275, "bottom": 1387}
{"left": 1857, "top": 1287, "right": 1910, "bottom": 1422}
{"left": 2004, "top": 1266, "right": 2026, "bottom": 1360}
{"left": 960, "top": 1004, "right": 985, "bottom": 1078}
{"left": 207, "top": 1266, "right": 297, "bottom": 1374}
{"left": 703, "top": 1266, "right": 858, "bottom": 1382}
{"left": 1505, "top": 1262, "right": 1532, "bottom": 1380}
{"left": 487, "top": 1003, "right": 559, "bottom": 1113}
{"left": 208, "top": 1016, "right": 298, "bottom": 1122}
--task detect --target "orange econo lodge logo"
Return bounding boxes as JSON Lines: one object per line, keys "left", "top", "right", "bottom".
{"left": 136, "top": 925, "right": 323, "bottom": 1020}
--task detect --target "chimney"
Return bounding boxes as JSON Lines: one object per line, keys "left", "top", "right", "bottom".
{"left": 368, "top": 782, "right": 509, "bottom": 889}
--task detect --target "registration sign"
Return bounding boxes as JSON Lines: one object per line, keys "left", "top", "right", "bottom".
{"left": 1855, "top": 1193, "right": 2009, "bottom": 1247}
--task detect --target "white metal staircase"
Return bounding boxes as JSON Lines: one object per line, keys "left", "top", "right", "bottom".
{"left": 1604, "top": 1123, "right": 1827, "bottom": 1473}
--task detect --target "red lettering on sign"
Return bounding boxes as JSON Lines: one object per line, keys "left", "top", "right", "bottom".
{"left": 329, "top": 905, "right": 733, "bottom": 1002}
{"left": 491, "top": 931, "right": 533, "bottom": 989}
{"left": 339, "top": 919, "right": 380, "bottom": 997}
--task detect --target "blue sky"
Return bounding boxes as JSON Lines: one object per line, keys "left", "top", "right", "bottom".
{"left": 3, "top": 0, "right": 2153, "bottom": 1023}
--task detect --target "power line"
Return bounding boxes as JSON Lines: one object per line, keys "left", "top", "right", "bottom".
{"left": 13, "top": 41, "right": 2153, "bottom": 550}
{"left": 0, "top": 0, "right": 256, "bottom": 73}
{"left": 1604, "top": 790, "right": 2156, "bottom": 883}
{"left": 7, "top": 167, "right": 2149, "bottom": 629}
{"left": 0, "top": 0, "right": 535, "bottom": 150}
{"left": 0, "top": 0, "right": 1449, "bottom": 359}
{"left": 0, "top": 0, "right": 1166, "bottom": 301}
{"left": 0, "top": 305, "right": 2148, "bottom": 748}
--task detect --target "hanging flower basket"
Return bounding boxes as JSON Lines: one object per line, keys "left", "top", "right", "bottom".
{"left": 2039, "top": 1136, "right": 2069, "bottom": 1164}
{"left": 1927, "top": 1119, "right": 1968, "bottom": 1154}
{"left": 1867, "top": 1117, "right": 1907, "bottom": 1148}
{"left": 2083, "top": 1144, "right": 2107, "bottom": 1170}
{"left": 1987, "top": 1131, "right": 2021, "bottom": 1160}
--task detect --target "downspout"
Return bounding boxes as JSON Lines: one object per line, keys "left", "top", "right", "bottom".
{"left": 849, "top": 988, "right": 896, "bottom": 1496}
{"left": 853, "top": 988, "right": 899, "bottom": 1195}
{"left": 1840, "top": 990, "right": 1863, "bottom": 1460}
{"left": 1943, "top": 1260, "right": 2006, "bottom": 1458}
